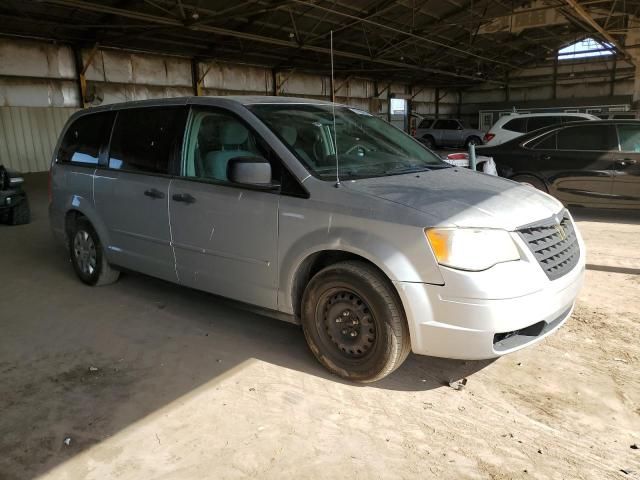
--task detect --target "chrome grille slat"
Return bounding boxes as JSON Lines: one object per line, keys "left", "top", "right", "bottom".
{"left": 518, "top": 210, "right": 580, "bottom": 281}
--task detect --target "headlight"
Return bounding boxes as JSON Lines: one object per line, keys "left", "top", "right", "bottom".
{"left": 425, "top": 227, "right": 520, "bottom": 271}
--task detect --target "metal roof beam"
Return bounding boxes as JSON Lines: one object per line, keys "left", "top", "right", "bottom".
{"left": 40, "top": 0, "right": 504, "bottom": 84}
{"left": 562, "top": 0, "right": 635, "bottom": 64}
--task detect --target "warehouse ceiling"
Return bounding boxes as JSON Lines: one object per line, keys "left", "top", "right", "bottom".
{"left": 0, "top": 0, "right": 638, "bottom": 87}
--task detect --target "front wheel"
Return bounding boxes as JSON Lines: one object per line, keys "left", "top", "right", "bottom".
{"left": 69, "top": 218, "right": 120, "bottom": 286}
{"left": 301, "top": 261, "right": 411, "bottom": 382}
{"left": 421, "top": 136, "right": 435, "bottom": 149}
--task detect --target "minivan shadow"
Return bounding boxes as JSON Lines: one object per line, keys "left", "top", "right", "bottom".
{"left": 0, "top": 172, "right": 500, "bottom": 478}
{"left": 112, "top": 270, "right": 496, "bottom": 393}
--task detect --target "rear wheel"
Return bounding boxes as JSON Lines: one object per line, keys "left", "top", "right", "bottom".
{"left": 511, "top": 174, "right": 548, "bottom": 193}
{"left": 301, "top": 261, "right": 411, "bottom": 382}
{"left": 465, "top": 136, "right": 482, "bottom": 148}
{"left": 68, "top": 218, "right": 119, "bottom": 286}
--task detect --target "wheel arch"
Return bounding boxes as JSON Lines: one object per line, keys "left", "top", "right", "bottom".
{"left": 289, "top": 249, "right": 404, "bottom": 321}
{"left": 509, "top": 172, "right": 549, "bottom": 193}
{"left": 61, "top": 199, "right": 111, "bottom": 254}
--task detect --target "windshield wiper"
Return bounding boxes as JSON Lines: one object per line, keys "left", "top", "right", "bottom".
{"left": 383, "top": 165, "right": 432, "bottom": 175}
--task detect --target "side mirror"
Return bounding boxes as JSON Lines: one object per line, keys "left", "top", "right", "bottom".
{"left": 227, "top": 156, "right": 274, "bottom": 188}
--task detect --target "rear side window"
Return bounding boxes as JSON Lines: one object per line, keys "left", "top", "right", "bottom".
{"left": 527, "top": 116, "right": 559, "bottom": 132}
{"left": 418, "top": 119, "right": 432, "bottom": 129}
{"left": 502, "top": 117, "right": 526, "bottom": 133}
{"left": 108, "top": 107, "right": 188, "bottom": 174}
{"left": 57, "top": 112, "right": 115, "bottom": 165}
{"left": 434, "top": 119, "right": 460, "bottom": 130}
{"left": 557, "top": 125, "right": 618, "bottom": 151}
{"left": 617, "top": 124, "right": 640, "bottom": 152}
{"left": 530, "top": 132, "right": 557, "bottom": 150}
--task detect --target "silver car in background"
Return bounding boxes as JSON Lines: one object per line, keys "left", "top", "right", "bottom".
{"left": 414, "top": 118, "right": 485, "bottom": 149}
{"left": 49, "top": 97, "right": 585, "bottom": 382}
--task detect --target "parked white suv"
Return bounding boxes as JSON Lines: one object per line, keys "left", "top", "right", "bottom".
{"left": 482, "top": 113, "right": 599, "bottom": 146}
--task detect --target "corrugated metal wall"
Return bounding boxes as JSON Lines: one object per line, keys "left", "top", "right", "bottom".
{"left": 0, "top": 37, "right": 460, "bottom": 172}
{"left": 0, "top": 107, "right": 77, "bottom": 172}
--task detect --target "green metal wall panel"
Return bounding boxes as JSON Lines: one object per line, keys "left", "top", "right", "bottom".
{"left": 0, "top": 107, "right": 78, "bottom": 173}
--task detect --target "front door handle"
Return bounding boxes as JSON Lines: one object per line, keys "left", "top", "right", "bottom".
{"left": 144, "top": 188, "right": 165, "bottom": 199}
{"left": 615, "top": 158, "right": 637, "bottom": 168}
{"left": 541, "top": 154, "right": 552, "bottom": 161}
{"left": 172, "top": 193, "right": 196, "bottom": 204}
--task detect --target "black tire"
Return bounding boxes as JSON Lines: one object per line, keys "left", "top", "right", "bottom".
{"left": 9, "top": 198, "right": 30, "bottom": 225}
{"left": 511, "top": 174, "right": 548, "bottom": 193}
{"left": 301, "top": 261, "right": 411, "bottom": 383}
{"left": 68, "top": 218, "right": 120, "bottom": 286}
{"left": 421, "top": 136, "right": 435, "bottom": 149}
{"left": 465, "top": 136, "right": 482, "bottom": 148}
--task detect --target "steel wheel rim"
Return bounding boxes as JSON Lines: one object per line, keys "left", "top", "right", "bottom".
{"left": 320, "top": 289, "right": 376, "bottom": 359}
{"left": 73, "top": 230, "right": 97, "bottom": 276}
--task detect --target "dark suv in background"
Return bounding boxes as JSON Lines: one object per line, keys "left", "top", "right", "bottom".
{"left": 480, "top": 120, "right": 640, "bottom": 209}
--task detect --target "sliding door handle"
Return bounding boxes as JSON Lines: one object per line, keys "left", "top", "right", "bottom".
{"left": 143, "top": 188, "right": 165, "bottom": 199}
{"left": 172, "top": 193, "right": 196, "bottom": 204}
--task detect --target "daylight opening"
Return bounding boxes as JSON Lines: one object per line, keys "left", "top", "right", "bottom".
{"left": 557, "top": 38, "right": 615, "bottom": 60}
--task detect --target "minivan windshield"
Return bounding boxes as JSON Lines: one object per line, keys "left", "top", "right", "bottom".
{"left": 249, "top": 103, "right": 448, "bottom": 180}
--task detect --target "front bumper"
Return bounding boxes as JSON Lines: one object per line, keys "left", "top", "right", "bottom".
{"left": 394, "top": 226, "right": 586, "bottom": 360}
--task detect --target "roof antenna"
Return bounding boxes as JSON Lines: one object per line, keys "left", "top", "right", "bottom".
{"left": 330, "top": 30, "right": 340, "bottom": 188}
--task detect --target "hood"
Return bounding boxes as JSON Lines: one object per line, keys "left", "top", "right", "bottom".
{"left": 343, "top": 168, "right": 563, "bottom": 231}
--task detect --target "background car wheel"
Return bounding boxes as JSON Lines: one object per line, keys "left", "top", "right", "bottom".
{"left": 301, "top": 261, "right": 411, "bottom": 383}
{"left": 465, "top": 136, "right": 482, "bottom": 148}
{"left": 511, "top": 174, "right": 548, "bottom": 193}
{"left": 421, "top": 136, "right": 435, "bottom": 149}
{"left": 69, "top": 218, "right": 120, "bottom": 286}
{"left": 9, "top": 198, "right": 30, "bottom": 225}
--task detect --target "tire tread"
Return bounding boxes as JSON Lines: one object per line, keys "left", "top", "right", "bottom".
{"left": 302, "top": 260, "right": 411, "bottom": 382}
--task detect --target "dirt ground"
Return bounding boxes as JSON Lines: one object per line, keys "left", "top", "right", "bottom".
{"left": 1, "top": 174, "right": 638, "bottom": 480}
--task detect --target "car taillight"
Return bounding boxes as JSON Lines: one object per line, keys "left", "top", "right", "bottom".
{"left": 48, "top": 168, "right": 52, "bottom": 204}
{"left": 484, "top": 133, "right": 495, "bottom": 143}
{"left": 411, "top": 128, "right": 416, "bottom": 137}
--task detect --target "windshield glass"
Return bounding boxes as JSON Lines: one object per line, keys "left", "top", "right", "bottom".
{"left": 249, "top": 103, "right": 448, "bottom": 180}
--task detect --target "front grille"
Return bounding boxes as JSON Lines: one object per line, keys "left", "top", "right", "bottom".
{"left": 518, "top": 211, "right": 580, "bottom": 281}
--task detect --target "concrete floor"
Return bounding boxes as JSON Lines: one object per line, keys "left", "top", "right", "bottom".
{"left": 1, "top": 174, "right": 639, "bottom": 479}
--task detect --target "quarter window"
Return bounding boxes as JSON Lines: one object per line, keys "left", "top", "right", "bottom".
{"left": 418, "top": 119, "right": 433, "bottom": 129}
{"left": 108, "top": 107, "right": 187, "bottom": 174}
{"left": 58, "top": 112, "right": 115, "bottom": 165}
{"left": 556, "top": 125, "right": 618, "bottom": 151}
{"left": 502, "top": 117, "right": 526, "bottom": 133}
{"left": 617, "top": 124, "right": 640, "bottom": 152}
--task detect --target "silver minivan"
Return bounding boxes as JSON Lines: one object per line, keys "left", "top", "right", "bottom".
{"left": 50, "top": 97, "right": 585, "bottom": 382}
